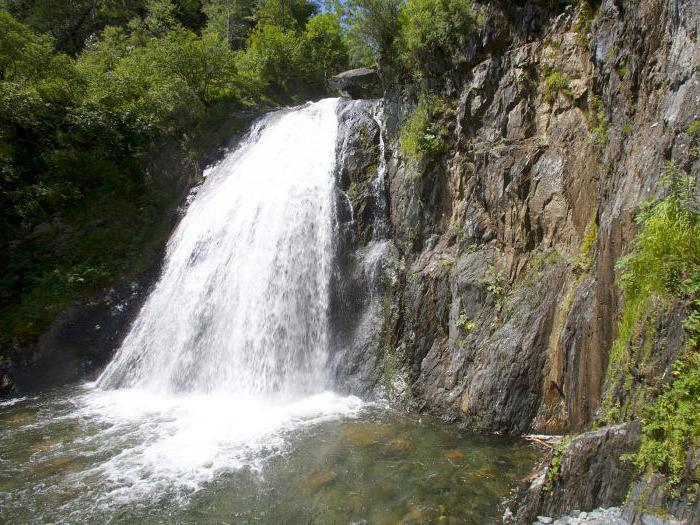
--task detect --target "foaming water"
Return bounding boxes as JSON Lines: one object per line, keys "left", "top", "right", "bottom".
{"left": 0, "top": 388, "right": 539, "bottom": 524}
{"left": 74, "top": 386, "right": 363, "bottom": 499}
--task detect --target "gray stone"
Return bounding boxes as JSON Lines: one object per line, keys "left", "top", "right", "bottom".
{"left": 329, "top": 68, "right": 382, "bottom": 99}
{"left": 517, "top": 423, "right": 641, "bottom": 523}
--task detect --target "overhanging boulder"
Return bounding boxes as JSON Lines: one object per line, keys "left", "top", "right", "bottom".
{"left": 329, "top": 68, "right": 382, "bottom": 99}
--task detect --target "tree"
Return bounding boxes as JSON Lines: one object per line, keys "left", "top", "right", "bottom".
{"left": 254, "top": 0, "right": 316, "bottom": 30}
{"left": 203, "top": 0, "right": 257, "bottom": 49}
{"left": 303, "top": 13, "right": 348, "bottom": 84}
{"left": 235, "top": 23, "right": 303, "bottom": 100}
{"left": 343, "top": 0, "right": 403, "bottom": 67}
{"left": 144, "top": 0, "right": 179, "bottom": 35}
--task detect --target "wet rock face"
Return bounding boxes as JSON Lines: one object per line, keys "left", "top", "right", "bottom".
{"left": 336, "top": 0, "right": 699, "bottom": 518}
{"left": 3, "top": 269, "right": 158, "bottom": 393}
{"left": 377, "top": 5, "right": 604, "bottom": 433}
{"left": 363, "top": 0, "right": 700, "bottom": 437}
{"left": 623, "top": 474, "right": 700, "bottom": 525}
{"left": 516, "top": 422, "right": 641, "bottom": 524}
{"left": 339, "top": 0, "right": 698, "bottom": 516}
{"left": 329, "top": 99, "right": 400, "bottom": 396}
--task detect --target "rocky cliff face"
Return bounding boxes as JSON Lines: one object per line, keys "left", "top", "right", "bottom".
{"left": 334, "top": 0, "right": 699, "bottom": 521}
{"left": 2, "top": 0, "right": 697, "bottom": 519}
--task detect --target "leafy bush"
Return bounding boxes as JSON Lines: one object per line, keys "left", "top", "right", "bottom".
{"left": 400, "top": 92, "right": 451, "bottom": 160}
{"left": 543, "top": 70, "right": 572, "bottom": 103}
{"left": 616, "top": 163, "right": 699, "bottom": 299}
{"left": 400, "top": 0, "right": 478, "bottom": 77}
{"left": 481, "top": 266, "right": 508, "bottom": 311}
{"left": 546, "top": 436, "right": 573, "bottom": 490}
{"left": 588, "top": 94, "right": 608, "bottom": 144}
{"left": 636, "top": 351, "right": 700, "bottom": 491}
{"left": 607, "top": 162, "right": 700, "bottom": 491}
{"left": 457, "top": 311, "right": 476, "bottom": 333}
{"left": 686, "top": 119, "right": 700, "bottom": 136}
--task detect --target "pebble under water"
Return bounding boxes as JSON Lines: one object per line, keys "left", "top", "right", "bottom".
{"left": 0, "top": 388, "right": 539, "bottom": 524}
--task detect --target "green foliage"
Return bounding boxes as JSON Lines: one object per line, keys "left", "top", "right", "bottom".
{"left": 617, "top": 63, "right": 628, "bottom": 79}
{"left": 203, "top": 0, "right": 257, "bottom": 49}
{"left": 78, "top": 26, "right": 239, "bottom": 134}
{"left": 636, "top": 351, "right": 700, "bottom": 492}
{"left": 342, "top": 0, "right": 481, "bottom": 74}
{"left": 342, "top": 0, "right": 403, "bottom": 66}
{"left": 572, "top": 210, "right": 597, "bottom": 272}
{"left": 481, "top": 266, "right": 508, "bottom": 311}
{"left": 235, "top": 24, "right": 304, "bottom": 100}
{"left": 235, "top": 10, "right": 348, "bottom": 101}
{"left": 0, "top": 0, "right": 145, "bottom": 54}
{"left": 546, "top": 436, "right": 573, "bottom": 490}
{"left": 302, "top": 13, "right": 349, "bottom": 83}
{"left": 144, "top": 0, "right": 179, "bottom": 36}
{"left": 255, "top": 0, "right": 317, "bottom": 30}
{"left": 543, "top": 70, "right": 572, "bottom": 103}
{"left": 605, "top": 162, "right": 700, "bottom": 491}
{"left": 605, "top": 46, "right": 616, "bottom": 61}
{"left": 457, "top": 311, "right": 476, "bottom": 333}
{"left": 0, "top": 4, "right": 349, "bottom": 342}
{"left": 400, "top": 92, "right": 451, "bottom": 160}
{"left": 588, "top": 94, "right": 608, "bottom": 144}
{"left": 572, "top": 0, "right": 596, "bottom": 36}
{"left": 616, "top": 163, "right": 699, "bottom": 299}
{"left": 399, "top": 0, "right": 478, "bottom": 78}
{"left": 686, "top": 119, "right": 700, "bottom": 136}
{"left": 520, "top": 250, "right": 562, "bottom": 288}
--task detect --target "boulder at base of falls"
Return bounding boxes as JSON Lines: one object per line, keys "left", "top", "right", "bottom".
{"left": 515, "top": 422, "right": 641, "bottom": 524}
{"left": 329, "top": 68, "right": 382, "bottom": 99}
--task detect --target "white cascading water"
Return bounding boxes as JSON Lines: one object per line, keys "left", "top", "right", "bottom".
{"left": 71, "top": 99, "right": 362, "bottom": 497}
{"left": 100, "top": 98, "right": 339, "bottom": 397}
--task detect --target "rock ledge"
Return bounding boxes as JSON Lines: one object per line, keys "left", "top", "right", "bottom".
{"left": 329, "top": 68, "right": 382, "bottom": 99}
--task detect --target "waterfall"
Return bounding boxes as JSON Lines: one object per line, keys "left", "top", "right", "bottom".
{"left": 98, "top": 98, "right": 340, "bottom": 398}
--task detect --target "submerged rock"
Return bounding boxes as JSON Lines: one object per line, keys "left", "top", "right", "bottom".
{"left": 300, "top": 470, "right": 338, "bottom": 492}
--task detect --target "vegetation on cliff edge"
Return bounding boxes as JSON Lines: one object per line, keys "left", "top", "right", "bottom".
{"left": 604, "top": 161, "right": 700, "bottom": 493}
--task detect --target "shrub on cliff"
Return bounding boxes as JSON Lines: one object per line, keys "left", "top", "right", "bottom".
{"left": 399, "top": 92, "right": 451, "bottom": 160}
{"left": 399, "top": 0, "right": 478, "bottom": 78}
{"left": 609, "top": 162, "right": 700, "bottom": 492}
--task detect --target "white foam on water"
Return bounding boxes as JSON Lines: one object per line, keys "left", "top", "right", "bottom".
{"left": 0, "top": 396, "right": 31, "bottom": 407}
{"left": 66, "top": 387, "right": 363, "bottom": 504}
